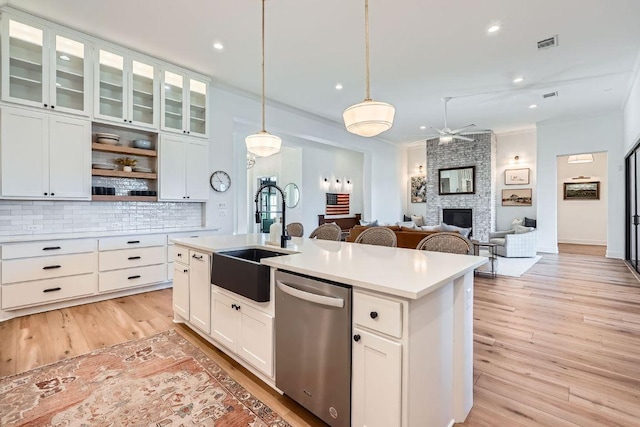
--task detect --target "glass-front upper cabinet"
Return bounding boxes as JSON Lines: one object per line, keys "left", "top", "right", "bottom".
{"left": 94, "top": 46, "right": 158, "bottom": 128}
{"left": 1, "top": 17, "right": 91, "bottom": 116}
{"left": 161, "top": 68, "right": 209, "bottom": 138}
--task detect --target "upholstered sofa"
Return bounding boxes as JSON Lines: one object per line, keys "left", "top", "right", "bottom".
{"left": 488, "top": 228, "right": 537, "bottom": 258}
{"left": 346, "top": 225, "right": 439, "bottom": 249}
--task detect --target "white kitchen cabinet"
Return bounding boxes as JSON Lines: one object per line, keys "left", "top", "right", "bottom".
{"left": 1, "top": 15, "right": 92, "bottom": 116}
{"left": 172, "top": 263, "right": 190, "bottom": 320}
{"left": 211, "top": 288, "right": 274, "bottom": 377}
{"left": 352, "top": 327, "right": 402, "bottom": 427}
{"left": 0, "top": 106, "right": 91, "bottom": 200}
{"left": 94, "top": 45, "right": 158, "bottom": 129}
{"left": 161, "top": 69, "right": 209, "bottom": 138}
{"left": 189, "top": 250, "right": 211, "bottom": 333}
{"left": 158, "top": 134, "right": 209, "bottom": 202}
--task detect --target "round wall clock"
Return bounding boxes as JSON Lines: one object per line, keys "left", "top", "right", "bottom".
{"left": 210, "top": 171, "right": 231, "bottom": 192}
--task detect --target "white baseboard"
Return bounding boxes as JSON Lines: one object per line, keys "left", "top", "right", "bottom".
{"left": 606, "top": 250, "right": 624, "bottom": 259}
{"left": 558, "top": 238, "right": 607, "bottom": 246}
{"left": 537, "top": 245, "right": 558, "bottom": 254}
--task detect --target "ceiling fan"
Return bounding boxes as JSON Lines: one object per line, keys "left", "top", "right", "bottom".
{"left": 431, "top": 97, "right": 476, "bottom": 145}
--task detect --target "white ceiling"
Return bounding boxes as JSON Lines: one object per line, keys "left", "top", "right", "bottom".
{"left": 9, "top": 0, "right": 640, "bottom": 144}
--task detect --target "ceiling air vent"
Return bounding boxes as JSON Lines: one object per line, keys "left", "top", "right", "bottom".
{"left": 537, "top": 35, "right": 558, "bottom": 50}
{"left": 543, "top": 91, "right": 558, "bottom": 99}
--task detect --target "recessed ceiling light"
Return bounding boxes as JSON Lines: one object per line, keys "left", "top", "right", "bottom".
{"left": 487, "top": 24, "right": 501, "bottom": 33}
{"left": 513, "top": 77, "right": 524, "bottom": 84}
{"left": 420, "top": 125, "right": 426, "bottom": 130}
{"left": 59, "top": 55, "right": 70, "bottom": 61}
{"left": 529, "top": 104, "right": 538, "bottom": 109}
{"left": 213, "top": 42, "right": 224, "bottom": 50}
{"left": 335, "top": 83, "right": 343, "bottom": 90}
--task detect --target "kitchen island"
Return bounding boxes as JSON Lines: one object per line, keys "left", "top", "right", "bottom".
{"left": 171, "top": 233, "right": 486, "bottom": 427}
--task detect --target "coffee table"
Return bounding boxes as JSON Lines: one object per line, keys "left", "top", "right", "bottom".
{"left": 473, "top": 241, "right": 497, "bottom": 278}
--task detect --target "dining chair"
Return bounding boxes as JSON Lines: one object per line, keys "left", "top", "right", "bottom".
{"left": 353, "top": 227, "right": 397, "bottom": 247}
{"left": 308, "top": 223, "right": 342, "bottom": 241}
{"left": 416, "top": 232, "right": 472, "bottom": 254}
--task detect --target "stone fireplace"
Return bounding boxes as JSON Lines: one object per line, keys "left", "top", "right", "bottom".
{"left": 424, "top": 132, "right": 496, "bottom": 241}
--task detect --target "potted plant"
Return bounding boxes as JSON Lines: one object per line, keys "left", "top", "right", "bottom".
{"left": 115, "top": 157, "right": 137, "bottom": 172}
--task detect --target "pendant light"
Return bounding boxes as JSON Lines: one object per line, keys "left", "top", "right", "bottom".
{"left": 343, "top": 0, "right": 395, "bottom": 137}
{"left": 246, "top": 0, "right": 282, "bottom": 157}
{"left": 567, "top": 154, "right": 594, "bottom": 164}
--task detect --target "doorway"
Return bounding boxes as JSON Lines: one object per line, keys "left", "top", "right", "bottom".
{"left": 625, "top": 144, "right": 640, "bottom": 271}
{"left": 556, "top": 152, "right": 607, "bottom": 255}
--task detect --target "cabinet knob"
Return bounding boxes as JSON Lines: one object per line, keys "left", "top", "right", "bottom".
{"left": 129, "top": 120, "right": 132, "bottom": 123}
{"left": 187, "top": 131, "right": 190, "bottom": 134}
{"left": 183, "top": 130, "right": 186, "bottom": 134}
{"left": 44, "top": 104, "right": 48, "bottom": 107}
{"left": 51, "top": 105, "right": 55, "bottom": 109}
{"left": 235, "top": 305, "right": 241, "bottom": 311}
{"left": 183, "top": 269, "right": 188, "bottom": 273}
{"left": 44, "top": 192, "right": 48, "bottom": 196}
{"left": 353, "top": 334, "right": 361, "bottom": 342}
{"left": 370, "top": 311, "right": 378, "bottom": 319}
{"left": 124, "top": 119, "right": 127, "bottom": 122}
{"left": 186, "top": 196, "right": 190, "bottom": 199}
{"left": 231, "top": 303, "right": 237, "bottom": 309}
{"left": 50, "top": 193, "right": 55, "bottom": 196}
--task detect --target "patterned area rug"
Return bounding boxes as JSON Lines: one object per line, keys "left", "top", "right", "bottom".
{"left": 0, "top": 330, "right": 292, "bottom": 427}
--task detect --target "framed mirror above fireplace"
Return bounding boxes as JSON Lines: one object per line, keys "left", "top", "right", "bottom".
{"left": 438, "top": 166, "right": 475, "bottom": 195}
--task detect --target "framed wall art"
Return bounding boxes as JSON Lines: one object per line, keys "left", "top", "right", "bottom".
{"left": 502, "top": 188, "right": 532, "bottom": 206}
{"left": 563, "top": 181, "right": 600, "bottom": 200}
{"left": 505, "top": 168, "right": 530, "bottom": 185}
{"left": 411, "top": 175, "right": 426, "bottom": 203}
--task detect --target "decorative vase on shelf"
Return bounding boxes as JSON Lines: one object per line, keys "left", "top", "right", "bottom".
{"left": 123, "top": 166, "right": 133, "bottom": 172}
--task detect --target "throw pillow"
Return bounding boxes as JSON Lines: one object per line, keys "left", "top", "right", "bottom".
{"left": 514, "top": 225, "right": 534, "bottom": 234}
{"left": 511, "top": 218, "right": 524, "bottom": 229}
{"left": 441, "top": 223, "right": 472, "bottom": 239}
{"left": 420, "top": 225, "right": 441, "bottom": 232}
{"left": 411, "top": 215, "right": 425, "bottom": 227}
{"left": 397, "top": 221, "right": 415, "bottom": 229}
{"left": 524, "top": 217, "right": 537, "bottom": 228}
{"left": 359, "top": 219, "right": 378, "bottom": 227}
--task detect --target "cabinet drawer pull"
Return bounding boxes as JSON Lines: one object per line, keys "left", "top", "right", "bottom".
{"left": 192, "top": 254, "right": 203, "bottom": 260}
{"left": 183, "top": 269, "right": 188, "bottom": 273}
{"left": 42, "top": 246, "right": 61, "bottom": 251}
{"left": 353, "top": 334, "right": 361, "bottom": 342}
{"left": 128, "top": 275, "right": 141, "bottom": 280}
{"left": 370, "top": 311, "right": 379, "bottom": 319}
{"left": 128, "top": 256, "right": 141, "bottom": 260}
{"left": 43, "top": 287, "right": 62, "bottom": 293}
{"left": 127, "top": 240, "right": 140, "bottom": 244}
{"left": 177, "top": 253, "right": 182, "bottom": 257}
{"left": 43, "top": 265, "right": 61, "bottom": 270}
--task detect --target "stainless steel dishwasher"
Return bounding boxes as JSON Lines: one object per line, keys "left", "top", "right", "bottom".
{"left": 275, "top": 270, "right": 352, "bottom": 427}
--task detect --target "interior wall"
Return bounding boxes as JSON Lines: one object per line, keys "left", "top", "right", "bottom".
{"left": 208, "top": 85, "right": 402, "bottom": 235}
{"left": 495, "top": 129, "right": 537, "bottom": 231}
{"left": 624, "top": 65, "right": 640, "bottom": 154}
{"left": 557, "top": 153, "right": 608, "bottom": 245}
{"left": 536, "top": 112, "right": 624, "bottom": 258}
{"left": 405, "top": 144, "right": 427, "bottom": 218}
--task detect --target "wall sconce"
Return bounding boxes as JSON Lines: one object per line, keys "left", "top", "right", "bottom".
{"left": 322, "top": 177, "right": 330, "bottom": 191}
{"left": 514, "top": 155, "right": 520, "bottom": 161}
{"left": 345, "top": 179, "right": 353, "bottom": 193}
{"left": 334, "top": 179, "right": 342, "bottom": 192}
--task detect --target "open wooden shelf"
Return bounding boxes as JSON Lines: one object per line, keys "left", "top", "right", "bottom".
{"left": 92, "top": 143, "right": 157, "bottom": 157}
{"left": 92, "top": 195, "right": 157, "bottom": 202}
{"left": 91, "top": 169, "right": 157, "bottom": 179}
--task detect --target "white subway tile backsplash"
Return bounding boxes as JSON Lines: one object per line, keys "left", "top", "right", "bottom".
{"left": 0, "top": 200, "right": 204, "bottom": 235}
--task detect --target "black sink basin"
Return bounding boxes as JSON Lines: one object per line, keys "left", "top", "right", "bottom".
{"left": 211, "top": 249, "right": 287, "bottom": 302}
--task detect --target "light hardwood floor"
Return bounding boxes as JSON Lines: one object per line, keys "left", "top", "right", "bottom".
{"left": 1, "top": 251, "right": 639, "bottom": 426}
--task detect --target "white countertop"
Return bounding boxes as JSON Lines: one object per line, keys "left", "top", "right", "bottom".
{"left": 171, "top": 234, "right": 487, "bottom": 300}
{"left": 0, "top": 227, "right": 221, "bottom": 244}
